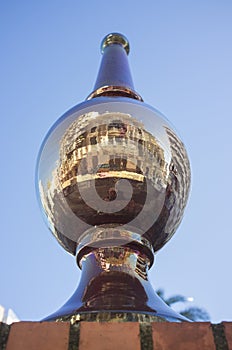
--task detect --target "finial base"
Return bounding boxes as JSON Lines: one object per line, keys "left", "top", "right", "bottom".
{"left": 43, "top": 238, "right": 189, "bottom": 322}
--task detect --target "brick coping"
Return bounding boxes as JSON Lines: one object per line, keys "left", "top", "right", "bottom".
{"left": 1, "top": 321, "right": 231, "bottom": 349}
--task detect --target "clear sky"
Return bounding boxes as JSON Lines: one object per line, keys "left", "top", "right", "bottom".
{"left": 1, "top": 1, "right": 232, "bottom": 323}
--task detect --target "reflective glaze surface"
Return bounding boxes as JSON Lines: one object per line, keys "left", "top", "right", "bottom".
{"left": 43, "top": 246, "right": 188, "bottom": 322}
{"left": 36, "top": 97, "right": 191, "bottom": 256}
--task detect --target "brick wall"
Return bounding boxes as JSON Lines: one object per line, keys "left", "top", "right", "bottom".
{"left": 0, "top": 321, "right": 231, "bottom": 349}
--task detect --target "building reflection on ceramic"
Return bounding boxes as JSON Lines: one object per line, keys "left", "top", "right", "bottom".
{"left": 36, "top": 33, "right": 193, "bottom": 322}
{"left": 39, "top": 110, "right": 190, "bottom": 256}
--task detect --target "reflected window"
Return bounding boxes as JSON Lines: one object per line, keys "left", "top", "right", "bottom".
{"left": 108, "top": 136, "right": 114, "bottom": 144}
{"left": 108, "top": 120, "right": 123, "bottom": 130}
{"left": 67, "top": 152, "right": 72, "bottom": 160}
{"left": 122, "top": 158, "right": 127, "bottom": 170}
{"left": 91, "top": 126, "right": 97, "bottom": 133}
{"left": 115, "top": 136, "right": 123, "bottom": 143}
{"left": 90, "top": 136, "right": 97, "bottom": 145}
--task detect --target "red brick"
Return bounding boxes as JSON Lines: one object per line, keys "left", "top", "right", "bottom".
{"left": 223, "top": 322, "right": 232, "bottom": 349}
{"left": 79, "top": 322, "right": 140, "bottom": 350}
{"left": 6, "top": 322, "right": 70, "bottom": 350}
{"left": 152, "top": 322, "right": 216, "bottom": 350}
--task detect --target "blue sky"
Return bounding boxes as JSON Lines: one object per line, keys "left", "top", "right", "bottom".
{"left": 1, "top": 1, "right": 232, "bottom": 323}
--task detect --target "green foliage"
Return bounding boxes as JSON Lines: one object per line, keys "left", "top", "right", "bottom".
{"left": 156, "top": 288, "right": 210, "bottom": 321}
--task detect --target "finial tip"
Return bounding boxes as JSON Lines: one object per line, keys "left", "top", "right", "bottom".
{"left": 101, "top": 33, "right": 130, "bottom": 55}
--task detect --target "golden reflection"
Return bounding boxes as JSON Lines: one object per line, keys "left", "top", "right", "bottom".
{"left": 38, "top": 109, "right": 190, "bottom": 255}
{"left": 38, "top": 33, "right": 191, "bottom": 322}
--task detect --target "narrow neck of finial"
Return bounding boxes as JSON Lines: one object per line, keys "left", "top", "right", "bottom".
{"left": 87, "top": 34, "right": 143, "bottom": 101}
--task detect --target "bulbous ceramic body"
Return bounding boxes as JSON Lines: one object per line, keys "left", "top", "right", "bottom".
{"left": 36, "top": 96, "right": 191, "bottom": 257}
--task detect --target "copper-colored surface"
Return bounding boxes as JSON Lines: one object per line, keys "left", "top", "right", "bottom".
{"left": 79, "top": 322, "right": 140, "bottom": 350}
{"left": 223, "top": 322, "right": 232, "bottom": 349}
{"left": 87, "top": 85, "right": 143, "bottom": 101}
{"left": 6, "top": 322, "right": 69, "bottom": 350}
{"left": 152, "top": 323, "right": 216, "bottom": 350}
